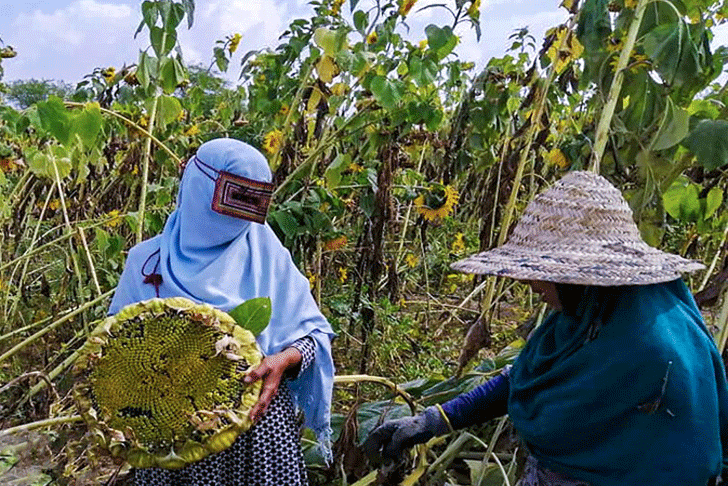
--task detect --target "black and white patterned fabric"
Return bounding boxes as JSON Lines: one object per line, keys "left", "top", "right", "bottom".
{"left": 134, "top": 336, "right": 317, "bottom": 486}
{"left": 516, "top": 455, "right": 590, "bottom": 486}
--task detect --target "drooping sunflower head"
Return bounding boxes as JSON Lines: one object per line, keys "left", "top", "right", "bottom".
{"left": 414, "top": 183, "right": 459, "bottom": 222}
{"left": 73, "top": 297, "right": 262, "bottom": 469}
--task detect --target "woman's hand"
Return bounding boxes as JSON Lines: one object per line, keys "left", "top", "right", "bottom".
{"left": 244, "top": 347, "right": 302, "bottom": 423}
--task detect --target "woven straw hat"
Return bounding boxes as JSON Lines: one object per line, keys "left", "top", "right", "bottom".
{"left": 451, "top": 171, "right": 704, "bottom": 286}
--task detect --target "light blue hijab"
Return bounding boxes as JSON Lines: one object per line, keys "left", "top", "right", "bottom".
{"left": 109, "top": 138, "right": 336, "bottom": 461}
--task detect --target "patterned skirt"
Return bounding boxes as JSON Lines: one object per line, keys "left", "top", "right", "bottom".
{"left": 133, "top": 382, "right": 308, "bottom": 486}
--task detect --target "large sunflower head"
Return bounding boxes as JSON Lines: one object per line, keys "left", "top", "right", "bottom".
{"left": 73, "top": 297, "right": 263, "bottom": 469}
{"left": 414, "top": 183, "right": 459, "bottom": 222}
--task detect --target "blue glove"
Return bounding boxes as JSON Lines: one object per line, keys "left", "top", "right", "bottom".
{"left": 362, "top": 407, "right": 450, "bottom": 465}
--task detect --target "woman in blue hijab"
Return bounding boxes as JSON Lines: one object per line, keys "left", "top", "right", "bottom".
{"left": 364, "top": 171, "right": 728, "bottom": 485}
{"left": 109, "top": 138, "right": 336, "bottom": 486}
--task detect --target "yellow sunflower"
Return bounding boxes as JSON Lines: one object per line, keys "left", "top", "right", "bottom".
{"left": 367, "top": 31, "right": 378, "bottom": 45}
{"left": 101, "top": 67, "right": 116, "bottom": 84}
{"left": 451, "top": 232, "right": 466, "bottom": 253}
{"left": 105, "top": 209, "right": 123, "bottom": 228}
{"left": 331, "top": 0, "right": 345, "bottom": 15}
{"left": 185, "top": 124, "right": 200, "bottom": 137}
{"left": 405, "top": 253, "right": 419, "bottom": 268}
{"left": 399, "top": 0, "right": 417, "bottom": 16}
{"left": 263, "top": 129, "right": 284, "bottom": 155}
{"left": 467, "top": 0, "right": 480, "bottom": 19}
{"left": 546, "top": 147, "right": 570, "bottom": 168}
{"left": 415, "top": 183, "right": 459, "bottom": 222}
{"left": 228, "top": 33, "right": 242, "bottom": 54}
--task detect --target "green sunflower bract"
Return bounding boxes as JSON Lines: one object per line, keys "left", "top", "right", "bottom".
{"left": 73, "top": 297, "right": 263, "bottom": 469}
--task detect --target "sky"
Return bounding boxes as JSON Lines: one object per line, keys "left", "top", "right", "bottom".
{"left": 0, "top": 0, "right": 569, "bottom": 85}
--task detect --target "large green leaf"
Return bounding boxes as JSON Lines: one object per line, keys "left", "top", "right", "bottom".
{"left": 706, "top": 187, "right": 724, "bottom": 220}
{"left": 36, "top": 96, "right": 72, "bottom": 146}
{"left": 370, "top": 76, "right": 403, "bottom": 110}
{"left": 663, "top": 178, "right": 701, "bottom": 222}
{"left": 425, "top": 25, "right": 456, "bottom": 60}
{"left": 160, "top": 56, "right": 186, "bottom": 94}
{"left": 137, "top": 51, "right": 158, "bottom": 89}
{"left": 325, "top": 153, "right": 351, "bottom": 189}
{"left": 150, "top": 25, "right": 177, "bottom": 58}
{"left": 160, "top": 95, "right": 183, "bottom": 128}
{"left": 408, "top": 56, "right": 437, "bottom": 87}
{"left": 576, "top": 0, "right": 611, "bottom": 82}
{"left": 643, "top": 20, "right": 703, "bottom": 90}
{"left": 682, "top": 119, "right": 728, "bottom": 170}
{"left": 72, "top": 102, "right": 103, "bottom": 148}
{"left": 651, "top": 97, "right": 689, "bottom": 151}
{"left": 228, "top": 297, "right": 272, "bottom": 336}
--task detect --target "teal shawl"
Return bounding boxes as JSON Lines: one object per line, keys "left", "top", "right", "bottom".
{"left": 508, "top": 279, "right": 728, "bottom": 486}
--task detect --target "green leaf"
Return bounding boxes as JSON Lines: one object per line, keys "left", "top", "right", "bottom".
{"left": 325, "top": 153, "right": 351, "bottom": 189}
{"left": 353, "top": 10, "right": 368, "bottom": 32}
{"left": 160, "top": 58, "right": 178, "bottom": 93}
{"left": 213, "top": 46, "right": 229, "bottom": 72}
{"left": 156, "top": 95, "right": 183, "bottom": 128}
{"left": 409, "top": 56, "right": 437, "bottom": 87}
{"left": 643, "top": 20, "right": 702, "bottom": 89}
{"left": 71, "top": 102, "right": 103, "bottom": 148}
{"left": 576, "top": 0, "right": 611, "bottom": 81}
{"left": 370, "top": 76, "right": 403, "bottom": 110}
{"left": 425, "top": 25, "right": 457, "bottom": 60}
{"left": 651, "top": 97, "right": 689, "bottom": 151}
{"left": 663, "top": 180, "right": 686, "bottom": 220}
{"left": 137, "top": 51, "right": 158, "bottom": 89}
{"left": 706, "top": 187, "right": 723, "bottom": 220}
{"left": 228, "top": 297, "right": 272, "bottom": 336}
{"left": 164, "top": 3, "right": 186, "bottom": 30}
{"left": 314, "top": 27, "right": 347, "bottom": 56}
{"left": 688, "top": 99, "right": 720, "bottom": 119}
{"left": 181, "top": 0, "right": 195, "bottom": 28}
{"left": 682, "top": 119, "right": 728, "bottom": 170}
{"left": 36, "top": 96, "right": 72, "bottom": 146}
{"left": 150, "top": 25, "right": 177, "bottom": 58}
{"left": 136, "top": 1, "right": 158, "bottom": 38}
{"left": 681, "top": 183, "right": 701, "bottom": 222}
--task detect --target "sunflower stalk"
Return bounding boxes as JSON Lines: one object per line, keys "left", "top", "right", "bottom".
{"left": 0, "top": 289, "right": 113, "bottom": 364}
{"left": 137, "top": 93, "right": 160, "bottom": 244}
{"left": 4, "top": 182, "right": 54, "bottom": 320}
{"left": 590, "top": 0, "right": 650, "bottom": 172}
{"left": 0, "top": 415, "right": 83, "bottom": 438}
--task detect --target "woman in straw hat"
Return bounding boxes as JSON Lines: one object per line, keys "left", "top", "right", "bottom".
{"left": 364, "top": 171, "right": 728, "bottom": 485}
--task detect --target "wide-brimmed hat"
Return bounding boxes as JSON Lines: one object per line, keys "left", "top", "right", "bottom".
{"left": 451, "top": 171, "right": 705, "bottom": 286}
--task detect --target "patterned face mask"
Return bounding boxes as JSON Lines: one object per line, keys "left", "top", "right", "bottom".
{"left": 193, "top": 156, "right": 274, "bottom": 224}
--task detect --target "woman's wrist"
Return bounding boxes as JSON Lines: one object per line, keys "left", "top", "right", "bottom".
{"left": 282, "top": 346, "right": 303, "bottom": 371}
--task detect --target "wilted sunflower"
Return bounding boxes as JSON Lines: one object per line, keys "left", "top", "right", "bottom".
{"left": 73, "top": 297, "right": 263, "bottom": 469}
{"left": 263, "top": 129, "right": 284, "bottom": 155}
{"left": 414, "top": 183, "right": 459, "bottom": 222}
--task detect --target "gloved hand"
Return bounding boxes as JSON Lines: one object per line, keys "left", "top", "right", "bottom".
{"left": 362, "top": 406, "right": 450, "bottom": 465}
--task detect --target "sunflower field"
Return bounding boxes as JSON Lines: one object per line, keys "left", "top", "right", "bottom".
{"left": 1, "top": 0, "right": 728, "bottom": 484}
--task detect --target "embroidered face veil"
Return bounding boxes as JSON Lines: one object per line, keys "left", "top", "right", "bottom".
{"left": 192, "top": 156, "right": 274, "bottom": 224}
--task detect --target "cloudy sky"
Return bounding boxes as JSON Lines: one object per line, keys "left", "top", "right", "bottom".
{"left": 0, "top": 0, "right": 569, "bottom": 85}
